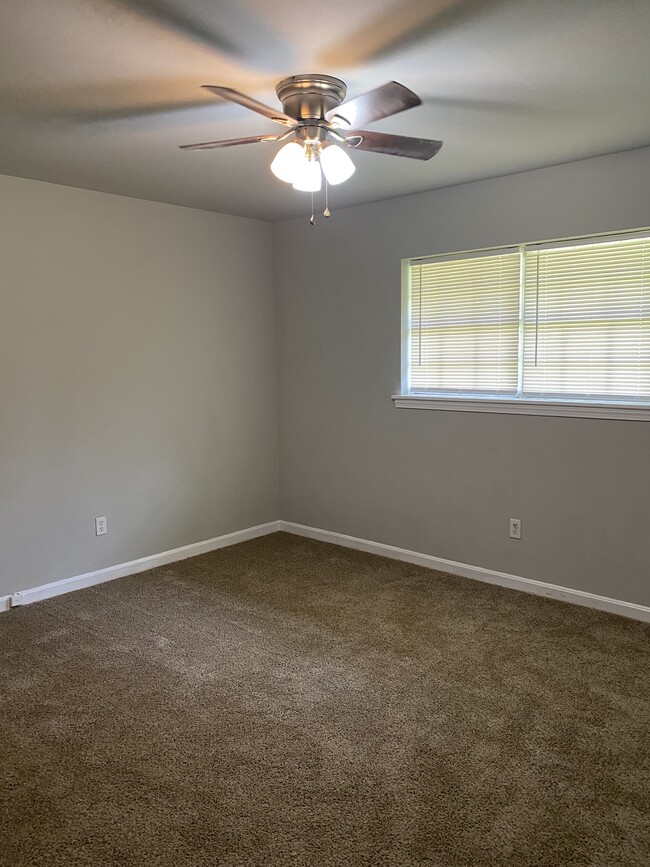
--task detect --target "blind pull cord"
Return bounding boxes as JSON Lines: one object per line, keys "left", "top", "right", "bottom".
{"left": 640, "top": 243, "right": 648, "bottom": 396}
{"left": 534, "top": 251, "right": 540, "bottom": 366}
{"left": 418, "top": 266, "right": 423, "bottom": 367}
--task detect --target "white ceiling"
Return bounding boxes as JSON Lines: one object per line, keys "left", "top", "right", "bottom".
{"left": 1, "top": 0, "right": 649, "bottom": 221}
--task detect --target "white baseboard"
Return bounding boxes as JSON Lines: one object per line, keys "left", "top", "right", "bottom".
{"left": 278, "top": 521, "right": 650, "bottom": 623}
{"left": 3, "top": 518, "right": 648, "bottom": 624}
{"left": 0, "top": 521, "right": 281, "bottom": 613}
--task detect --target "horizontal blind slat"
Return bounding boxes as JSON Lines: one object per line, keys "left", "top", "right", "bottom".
{"left": 410, "top": 252, "right": 520, "bottom": 393}
{"left": 408, "top": 233, "right": 650, "bottom": 402}
{"left": 523, "top": 238, "right": 649, "bottom": 399}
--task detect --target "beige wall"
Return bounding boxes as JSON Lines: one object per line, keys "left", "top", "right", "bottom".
{"left": 0, "top": 175, "right": 278, "bottom": 595}
{"left": 274, "top": 146, "right": 650, "bottom": 608}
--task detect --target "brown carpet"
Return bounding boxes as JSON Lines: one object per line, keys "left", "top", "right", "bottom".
{"left": 1, "top": 532, "right": 649, "bottom": 867}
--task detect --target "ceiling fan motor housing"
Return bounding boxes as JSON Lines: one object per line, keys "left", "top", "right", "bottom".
{"left": 275, "top": 74, "right": 347, "bottom": 122}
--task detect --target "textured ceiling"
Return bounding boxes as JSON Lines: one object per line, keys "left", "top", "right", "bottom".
{"left": 1, "top": 0, "right": 649, "bottom": 221}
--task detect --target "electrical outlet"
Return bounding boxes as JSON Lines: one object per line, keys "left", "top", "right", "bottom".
{"left": 509, "top": 518, "right": 522, "bottom": 540}
{"left": 95, "top": 516, "right": 107, "bottom": 536}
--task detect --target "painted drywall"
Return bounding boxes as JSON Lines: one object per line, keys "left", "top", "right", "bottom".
{"left": 0, "top": 174, "right": 278, "bottom": 596}
{"left": 274, "top": 146, "right": 650, "bottom": 608}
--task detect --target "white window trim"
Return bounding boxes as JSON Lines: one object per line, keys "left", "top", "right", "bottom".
{"left": 392, "top": 394, "right": 650, "bottom": 421}
{"left": 396, "top": 227, "right": 650, "bottom": 421}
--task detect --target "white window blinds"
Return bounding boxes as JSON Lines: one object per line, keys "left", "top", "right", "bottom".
{"left": 409, "top": 251, "right": 520, "bottom": 394}
{"left": 522, "top": 237, "right": 650, "bottom": 401}
{"left": 406, "top": 231, "right": 650, "bottom": 405}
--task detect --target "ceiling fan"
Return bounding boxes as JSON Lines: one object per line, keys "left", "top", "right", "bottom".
{"left": 179, "top": 75, "right": 442, "bottom": 196}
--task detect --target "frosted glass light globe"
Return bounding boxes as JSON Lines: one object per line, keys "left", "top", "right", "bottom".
{"left": 320, "top": 144, "right": 355, "bottom": 185}
{"left": 292, "top": 158, "right": 322, "bottom": 192}
{"left": 270, "top": 142, "right": 304, "bottom": 184}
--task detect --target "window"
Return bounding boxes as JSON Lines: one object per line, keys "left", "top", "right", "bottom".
{"left": 397, "top": 231, "right": 650, "bottom": 419}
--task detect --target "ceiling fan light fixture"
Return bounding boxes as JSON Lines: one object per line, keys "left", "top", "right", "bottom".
{"left": 292, "top": 156, "right": 322, "bottom": 192}
{"left": 182, "top": 76, "right": 442, "bottom": 216}
{"left": 320, "top": 144, "right": 356, "bottom": 185}
{"left": 270, "top": 141, "right": 304, "bottom": 184}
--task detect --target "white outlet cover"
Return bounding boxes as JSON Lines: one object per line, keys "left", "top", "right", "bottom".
{"left": 509, "top": 518, "right": 522, "bottom": 540}
{"left": 95, "top": 516, "right": 107, "bottom": 536}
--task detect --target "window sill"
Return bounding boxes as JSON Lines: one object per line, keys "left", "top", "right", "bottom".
{"left": 392, "top": 394, "right": 650, "bottom": 421}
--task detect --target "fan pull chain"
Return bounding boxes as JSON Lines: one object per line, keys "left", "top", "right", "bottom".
{"left": 324, "top": 180, "right": 331, "bottom": 218}
{"left": 309, "top": 191, "right": 316, "bottom": 226}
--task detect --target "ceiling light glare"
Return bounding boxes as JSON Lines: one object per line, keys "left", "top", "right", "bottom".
{"left": 292, "top": 157, "right": 322, "bottom": 192}
{"left": 320, "top": 144, "right": 355, "bottom": 185}
{"left": 270, "top": 141, "right": 304, "bottom": 184}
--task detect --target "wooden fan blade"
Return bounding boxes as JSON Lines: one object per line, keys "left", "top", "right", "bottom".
{"left": 202, "top": 86, "right": 295, "bottom": 126}
{"left": 326, "top": 81, "right": 421, "bottom": 128}
{"left": 345, "top": 131, "right": 443, "bottom": 160}
{"left": 179, "top": 135, "right": 279, "bottom": 150}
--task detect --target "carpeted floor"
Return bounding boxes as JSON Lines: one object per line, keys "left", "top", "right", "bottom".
{"left": 1, "top": 532, "right": 649, "bottom": 867}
